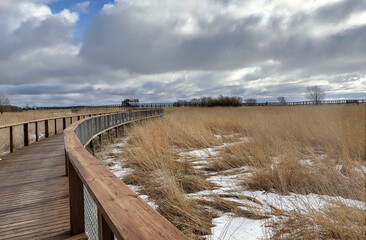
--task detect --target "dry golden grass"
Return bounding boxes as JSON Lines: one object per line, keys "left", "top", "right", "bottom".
{"left": 266, "top": 201, "right": 366, "bottom": 240}
{"left": 99, "top": 105, "right": 365, "bottom": 239}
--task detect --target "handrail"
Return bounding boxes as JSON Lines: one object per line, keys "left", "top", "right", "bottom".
{"left": 64, "top": 109, "right": 187, "bottom": 240}
{"left": 0, "top": 110, "right": 126, "bottom": 154}
{"left": 0, "top": 110, "right": 123, "bottom": 129}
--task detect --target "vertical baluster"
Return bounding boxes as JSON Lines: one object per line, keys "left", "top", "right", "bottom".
{"left": 55, "top": 119, "right": 58, "bottom": 135}
{"left": 98, "top": 209, "right": 114, "bottom": 240}
{"left": 10, "top": 126, "right": 15, "bottom": 152}
{"left": 35, "top": 121, "right": 39, "bottom": 142}
{"left": 24, "top": 123, "right": 29, "bottom": 146}
{"left": 65, "top": 149, "right": 69, "bottom": 176}
{"left": 68, "top": 157, "right": 85, "bottom": 235}
{"left": 45, "top": 120, "right": 49, "bottom": 138}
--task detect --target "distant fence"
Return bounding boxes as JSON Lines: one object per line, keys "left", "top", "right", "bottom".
{"left": 242, "top": 99, "right": 366, "bottom": 107}
{"left": 33, "top": 99, "right": 366, "bottom": 110}
{"left": 171, "top": 99, "right": 366, "bottom": 107}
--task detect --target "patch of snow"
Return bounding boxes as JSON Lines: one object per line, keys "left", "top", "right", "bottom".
{"left": 113, "top": 141, "right": 128, "bottom": 148}
{"left": 207, "top": 174, "right": 243, "bottom": 191}
{"left": 111, "top": 148, "right": 122, "bottom": 154}
{"left": 191, "top": 159, "right": 210, "bottom": 169}
{"left": 205, "top": 189, "right": 366, "bottom": 240}
{"left": 300, "top": 159, "right": 313, "bottom": 166}
{"left": 181, "top": 148, "right": 220, "bottom": 158}
{"left": 240, "top": 191, "right": 366, "bottom": 212}
{"left": 207, "top": 214, "right": 267, "bottom": 240}
{"left": 239, "top": 137, "right": 249, "bottom": 142}
{"left": 0, "top": 151, "right": 10, "bottom": 157}
{"left": 214, "top": 135, "right": 222, "bottom": 139}
{"left": 335, "top": 164, "right": 343, "bottom": 171}
{"left": 354, "top": 166, "right": 366, "bottom": 173}
{"left": 178, "top": 136, "right": 250, "bottom": 161}
{"left": 30, "top": 133, "right": 45, "bottom": 140}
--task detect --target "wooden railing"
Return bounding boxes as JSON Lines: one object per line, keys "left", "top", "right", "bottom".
{"left": 64, "top": 109, "right": 187, "bottom": 240}
{"left": 0, "top": 111, "right": 124, "bottom": 154}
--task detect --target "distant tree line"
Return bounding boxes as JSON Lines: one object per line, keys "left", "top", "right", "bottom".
{"left": 173, "top": 95, "right": 243, "bottom": 107}
{"left": 0, "top": 90, "right": 32, "bottom": 114}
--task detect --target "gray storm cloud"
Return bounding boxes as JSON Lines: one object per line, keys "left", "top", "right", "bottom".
{"left": 0, "top": 0, "right": 365, "bottom": 106}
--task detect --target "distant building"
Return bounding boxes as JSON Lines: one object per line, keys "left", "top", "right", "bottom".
{"left": 122, "top": 99, "right": 139, "bottom": 107}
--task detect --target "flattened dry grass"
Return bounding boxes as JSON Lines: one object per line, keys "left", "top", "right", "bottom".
{"left": 267, "top": 201, "right": 366, "bottom": 240}
{"left": 106, "top": 105, "right": 365, "bottom": 239}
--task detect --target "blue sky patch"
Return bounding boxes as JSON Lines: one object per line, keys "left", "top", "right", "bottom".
{"left": 48, "top": 0, "right": 114, "bottom": 40}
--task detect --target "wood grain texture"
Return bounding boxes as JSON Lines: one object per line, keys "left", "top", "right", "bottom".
{"left": 0, "top": 110, "right": 178, "bottom": 240}
{"left": 0, "top": 134, "right": 73, "bottom": 239}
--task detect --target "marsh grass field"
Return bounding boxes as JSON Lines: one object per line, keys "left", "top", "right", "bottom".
{"left": 97, "top": 105, "right": 365, "bottom": 239}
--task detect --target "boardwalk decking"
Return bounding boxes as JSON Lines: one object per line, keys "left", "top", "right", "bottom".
{"left": 0, "top": 134, "right": 72, "bottom": 240}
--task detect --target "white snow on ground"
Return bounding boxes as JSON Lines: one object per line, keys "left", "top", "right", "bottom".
{"left": 208, "top": 214, "right": 267, "bottom": 240}
{"left": 177, "top": 137, "right": 250, "bottom": 170}
{"left": 102, "top": 134, "right": 365, "bottom": 240}
{"left": 180, "top": 148, "right": 220, "bottom": 159}
{"left": 30, "top": 133, "right": 45, "bottom": 140}
{"left": 240, "top": 191, "right": 366, "bottom": 212}
{"left": 0, "top": 151, "right": 10, "bottom": 157}
{"left": 202, "top": 188, "right": 366, "bottom": 239}
{"left": 178, "top": 135, "right": 366, "bottom": 240}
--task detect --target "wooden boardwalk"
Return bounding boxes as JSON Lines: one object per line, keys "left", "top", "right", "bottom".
{"left": 0, "top": 134, "right": 73, "bottom": 240}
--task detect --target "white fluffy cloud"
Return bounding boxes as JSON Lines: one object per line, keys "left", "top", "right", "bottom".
{"left": 0, "top": 0, "right": 365, "bottom": 106}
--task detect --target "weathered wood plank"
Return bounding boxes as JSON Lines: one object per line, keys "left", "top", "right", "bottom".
{"left": 68, "top": 158, "right": 84, "bottom": 235}
{"left": 0, "top": 134, "right": 73, "bottom": 240}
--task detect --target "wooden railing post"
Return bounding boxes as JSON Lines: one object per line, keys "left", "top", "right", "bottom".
{"left": 24, "top": 123, "right": 29, "bottom": 146}
{"left": 98, "top": 209, "right": 114, "bottom": 240}
{"left": 68, "top": 157, "right": 85, "bottom": 235}
{"left": 45, "top": 120, "right": 49, "bottom": 138}
{"left": 107, "top": 130, "right": 111, "bottom": 141}
{"left": 65, "top": 149, "right": 69, "bottom": 176}
{"left": 99, "top": 134, "right": 102, "bottom": 146}
{"left": 90, "top": 140, "right": 95, "bottom": 155}
{"left": 55, "top": 119, "right": 57, "bottom": 135}
{"left": 35, "top": 121, "right": 39, "bottom": 142}
{"left": 10, "top": 126, "right": 15, "bottom": 152}
{"left": 63, "top": 118, "right": 66, "bottom": 130}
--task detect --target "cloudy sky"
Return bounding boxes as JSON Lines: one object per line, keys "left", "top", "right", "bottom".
{"left": 0, "top": 0, "right": 365, "bottom": 106}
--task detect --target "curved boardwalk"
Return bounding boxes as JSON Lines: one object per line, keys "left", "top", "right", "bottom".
{"left": 0, "top": 134, "right": 74, "bottom": 239}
